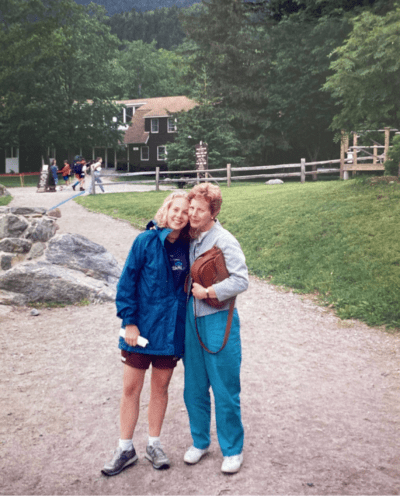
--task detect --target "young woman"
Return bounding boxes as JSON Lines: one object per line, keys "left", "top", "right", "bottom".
{"left": 183, "top": 183, "right": 249, "bottom": 474}
{"left": 102, "top": 192, "right": 190, "bottom": 476}
{"left": 90, "top": 156, "right": 105, "bottom": 193}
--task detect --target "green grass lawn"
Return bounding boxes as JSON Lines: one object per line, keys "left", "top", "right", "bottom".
{"left": 55, "top": 178, "right": 400, "bottom": 329}
{"left": 0, "top": 195, "right": 13, "bottom": 206}
{"left": 0, "top": 175, "right": 39, "bottom": 188}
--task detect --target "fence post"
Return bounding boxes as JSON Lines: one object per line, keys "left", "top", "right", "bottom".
{"left": 155, "top": 167, "right": 160, "bottom": 191}
{"left": 300, "top": 158, "right": 306, "bottom": 183}
{"left": 340, "top": 130, "right": 345, "bottom": 180}
{"left": 384, "top": 126, "right": 390, "bottom": 161}
{"left": 353, "top": 132, "right": 358, "bottom": 176}
{"left": 227, "top": 163, "right": 231, "bottom": 188}
{"left": 91, "top": 175, "right": 96, "bottom": 195}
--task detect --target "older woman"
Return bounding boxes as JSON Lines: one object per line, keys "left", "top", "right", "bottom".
{"left": 102, "top": 192, "right": 190, "bottom": 476}
{"left": 183, "top": 183, "right": 249, "bottom": 474}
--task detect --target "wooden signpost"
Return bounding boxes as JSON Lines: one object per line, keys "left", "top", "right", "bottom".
{"left": 195, "top": 141, "right": 208, "bottom": 183}
{"left": 195, "top": 142, "right": 208, "bottom": 171}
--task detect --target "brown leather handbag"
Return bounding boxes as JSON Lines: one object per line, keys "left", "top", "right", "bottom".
{"left": 190, "top": 245, "right": 236, "bottom": 354}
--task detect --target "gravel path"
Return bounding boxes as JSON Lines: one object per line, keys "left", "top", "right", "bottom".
{"left": 1, "top": 185, "right": 399, "bottom": 495}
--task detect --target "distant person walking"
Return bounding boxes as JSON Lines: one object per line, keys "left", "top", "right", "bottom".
{"left": 60, "top": 160, "right": 71, "bottom": 186}
{"left": 71, "top": 157, "right": 85, "bottom": 191}
{"left": 90, "top": 157, "right": 105, "bottom": 193}
{"left": 50, "top": 160, "right": 58, "bottom": 187}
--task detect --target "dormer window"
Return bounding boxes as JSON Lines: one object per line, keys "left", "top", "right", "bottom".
{"left": 168, "top": 118, "right": 177, "bottom": 133}
{"left": 151, "top": 118, "right": 159, "bottom": 133}
{"left": 125, "top": 106, "right": 134, "bottom": 122}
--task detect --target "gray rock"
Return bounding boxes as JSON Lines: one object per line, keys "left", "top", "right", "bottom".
{"left": 0, "top": 214, "right": 29, "bottom": 239}
{"left": 265, "top": 179, "right": 284, "bottom": 185}
{"left": 27, "top": 242, "right": 46, "bottom": 260}
{"left": 0, "top": 252, "right": 21, "bottom": 271}
{"left": 0, "top": 185, "right": 11, "bottom": 197}
{"left": 0, "top": 261, "right": 116, "bottom": 304}
{"left": 45, "top": 233, "right": 122, "bottom": 284}
{"left": 0, "top": 207, "right": 11, "bottom": 214}
{"left": 0, "top": 238, "right": 32, "bottom": 253}
{"left": 30, "top": 308, "right": 40, "bottom": 316}
{"left": 10, "top": 207, "right": 47, "bottom": 216}
{"left": 24, "top": 217, "right": 57, "bottom": 242}
{"left": 0, "top": 289, "right": 28, "bottom": 306}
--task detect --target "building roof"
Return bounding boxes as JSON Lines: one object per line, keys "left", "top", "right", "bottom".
{"left": 119, "top": 96, "right": 197, "bottom": 145}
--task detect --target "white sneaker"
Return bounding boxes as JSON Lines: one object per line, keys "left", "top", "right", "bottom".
{"left": 183, "top": 445, "right": 208, "bottom": 465}
{"left": 221, "top": 453, "right": 243, "bottom": 474}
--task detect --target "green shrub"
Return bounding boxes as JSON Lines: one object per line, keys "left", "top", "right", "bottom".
{"left": 384, "top": 135, "right": 400, "bottom": 176}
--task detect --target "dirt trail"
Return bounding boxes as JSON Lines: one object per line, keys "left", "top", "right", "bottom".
{"left": 1, "top": 186, "right": 399, "bottom": 495}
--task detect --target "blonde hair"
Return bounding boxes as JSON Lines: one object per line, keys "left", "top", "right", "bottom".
{"left": 187, "top": 183, "right": 222, "bottom": 217}
{"left": 154, "top": 191, "right": 189, "bottom": 228}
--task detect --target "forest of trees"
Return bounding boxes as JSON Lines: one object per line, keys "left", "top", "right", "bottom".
{"left": 74, "top": 0, "right": 198, "bottom": 16}
{"left": 1, "top": 0, "right": 399, "bottom": 169}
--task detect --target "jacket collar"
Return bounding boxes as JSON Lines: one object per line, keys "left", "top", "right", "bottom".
{"left": 192, "top": 219, "right": 221, "bottom": 246}
{"left": 146, "top": 220, "right": 173, "bottom": 246}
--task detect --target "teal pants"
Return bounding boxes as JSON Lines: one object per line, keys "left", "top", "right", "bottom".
{"left": 183, "top": 297, "right": 244, "bottom": 456}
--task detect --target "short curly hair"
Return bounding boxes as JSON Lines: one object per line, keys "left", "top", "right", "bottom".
{"left": 154, "top": 191, "right": 189, "bottom": 228}
{"left": 187, "top": 183, "right": 222, "bottom": 217}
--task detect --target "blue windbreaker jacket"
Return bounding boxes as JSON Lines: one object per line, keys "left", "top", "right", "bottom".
{"left": 116, "top": 223, "right": 189, "bottom": 358}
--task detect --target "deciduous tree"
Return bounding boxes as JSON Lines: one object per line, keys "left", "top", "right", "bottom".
{"left": 0, "top": 0, "right": 124, "bottom": 164}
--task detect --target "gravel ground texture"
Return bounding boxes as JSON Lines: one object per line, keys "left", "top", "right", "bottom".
{"left": 0, "top": 183, "right": 399, "bottom": 496}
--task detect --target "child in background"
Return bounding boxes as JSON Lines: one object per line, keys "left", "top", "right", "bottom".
{"left": 61, "top": 160, "right": 71, "bottom": 186}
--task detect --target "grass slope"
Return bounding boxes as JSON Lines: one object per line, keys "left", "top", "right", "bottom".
{"left": 75, "top": 179, "right": 399, "bottom": 329}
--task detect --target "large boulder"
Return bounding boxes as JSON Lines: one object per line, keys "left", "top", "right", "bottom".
{"left": 0, "top": 210, "right": 122, "bottom": 306}
{"left": 0, "top": 261, "right": 116, "bottom": 304}
{"left": 45, "top": 233, "right": 122, "bottom": 284}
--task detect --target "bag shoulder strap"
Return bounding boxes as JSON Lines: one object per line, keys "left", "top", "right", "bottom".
{"left": 194, "top": 297, "right": 236, "bottom": 354}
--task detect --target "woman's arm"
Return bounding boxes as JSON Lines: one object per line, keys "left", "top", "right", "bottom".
{"left": 212, "top": 233, "right": 249, "bottom": 301}
{"left": 116, "top": 235, "right": 146, "bottom": 327}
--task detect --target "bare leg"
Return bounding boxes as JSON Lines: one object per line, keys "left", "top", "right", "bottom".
{"left": 148, "top": 367, "right": 174, "bottom": 437}
{"left": 120, "top": 365, "right": 146, "bottom": 440}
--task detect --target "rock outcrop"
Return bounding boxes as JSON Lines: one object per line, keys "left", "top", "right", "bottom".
{"left": 0, "top": 207, "right": 122, "bottom": 305}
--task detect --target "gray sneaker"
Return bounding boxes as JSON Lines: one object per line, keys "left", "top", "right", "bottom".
{"left": 145, "top": 442, "right": 170, "bottom": 470}
{"left": 101, "top": 446, "right": 138, "bottom": 476}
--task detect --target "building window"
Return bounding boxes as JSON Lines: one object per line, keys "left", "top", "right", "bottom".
{"left": 157, "top": 146, "right": 167, "bottom": 161}
{"left": 151, "top": 118, "right": 159, "bottom": 133}
{"left": 141, "top": 146, "right": 149, "bottom": 161}
{"left": 167, "top": 118, "right": 177, "bottom": 133}
{"left": 125, "top": 106, "right": 134, "bottom": 122}
{"left": 6, "top": 147, "right": 18, "bottom": 158}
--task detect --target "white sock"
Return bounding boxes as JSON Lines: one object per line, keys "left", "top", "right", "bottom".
{"left": 148, "top": 436, "right": 161, "bottom": 447}
{"left": 119, "top": 439, "right": 133, "bottom": 451}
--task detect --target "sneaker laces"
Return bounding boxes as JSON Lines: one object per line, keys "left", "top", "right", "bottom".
{"left": 152, "top": 445, "right": 167, "bottom": 459}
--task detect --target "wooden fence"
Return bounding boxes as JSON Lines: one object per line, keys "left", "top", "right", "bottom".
{"left": 90, "top": 158, "right": 343, "bottom": 193}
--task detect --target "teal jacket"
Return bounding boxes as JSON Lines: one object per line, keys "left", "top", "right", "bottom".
{"left": 116, "top": 223, "right": 189, "bottom": 357}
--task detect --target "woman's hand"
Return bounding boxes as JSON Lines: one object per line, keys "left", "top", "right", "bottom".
{"left": 192, "top": 282, "right": 217, "bottom": 300}
{"left": 125, "top": 325, "right": 140, "bottom": 347}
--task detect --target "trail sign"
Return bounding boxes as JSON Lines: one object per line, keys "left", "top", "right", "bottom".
{"left": 195, "top": 142, "right": 208, "bottom": 171}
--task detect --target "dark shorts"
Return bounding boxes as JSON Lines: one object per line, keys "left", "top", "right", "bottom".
{"left": 121, "top": 350, "right": 179, "bottom": 370}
